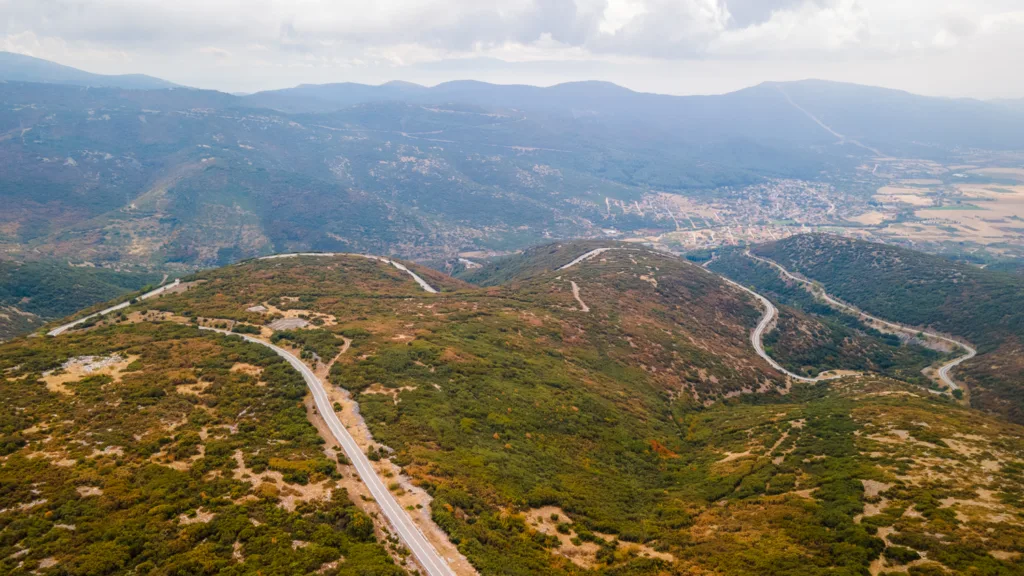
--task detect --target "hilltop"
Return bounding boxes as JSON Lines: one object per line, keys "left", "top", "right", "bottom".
{"left": 1, "top": 243, "right": 1022, "bottom": 575}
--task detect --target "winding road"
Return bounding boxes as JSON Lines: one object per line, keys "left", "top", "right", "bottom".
{"left": 559, "top": 247, "right": 837, "bottom": 382}
{"left": 47, "top": 254, "right": 453, "bottom": 576}
{"left": 744, "top": 251, "right": 976, "bottom": 390}
{"left": 713, "top": 272, "right": 837, "bottom": 383}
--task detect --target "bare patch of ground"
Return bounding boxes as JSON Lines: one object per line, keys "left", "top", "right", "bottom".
{"left": 527, "top": 506, "right": 675, "bottom": 568}
{"left": 362, "top": 383, "right": 417, "bottom": 405}
{"left": 268, "top": 317, "right": 310, "bottom": 330}
{"left": 850, "top": 211, "right": 888, "bottom": 225}
{"left": 179, "top": 507, "right": 215, "bottom": 525}
{"left": 42, "top": 354, "right": 138, "bottom": 395}
{"left": 231, "top": 451, "right": 334, "bottom": 512}
{"left": 569, "top": 281, "right": 590, "bottom": 312}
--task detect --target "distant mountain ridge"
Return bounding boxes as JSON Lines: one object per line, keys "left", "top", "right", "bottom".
{"left": 244, "top": 78, "right": 1024, "bottom": 156}
{"left": 0, "top": 51, "right": 178, "bottom": 90}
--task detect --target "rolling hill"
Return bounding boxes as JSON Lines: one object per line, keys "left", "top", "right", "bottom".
{"left": 0, "top": 51, "right": 178, "bottom": 90}
{"left": 1, "top": 243, "right": 1022, "bottom": 574}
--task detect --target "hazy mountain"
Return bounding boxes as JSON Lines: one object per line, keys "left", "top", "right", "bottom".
{"left": 2, "top": 53, "right": 1024, "bottom": 270}
{"left": 247, "top": 78, "right": 1024, "bottom": 155}
{"left": 0, "top": 51, "right": 179, "bottom": 90}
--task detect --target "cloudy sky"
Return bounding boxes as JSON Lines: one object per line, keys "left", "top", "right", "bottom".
{"left": 2, "top": 0, "right": 1023, "bottom": 98}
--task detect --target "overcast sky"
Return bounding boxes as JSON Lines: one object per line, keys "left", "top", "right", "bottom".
{"left": 2, "top": 0, "right": 1023, "bottom": 98}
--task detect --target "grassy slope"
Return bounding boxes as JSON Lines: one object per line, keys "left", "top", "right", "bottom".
{"left": 753, "top": 234, "right": 1024, "bottom": 423}
{"left": 2, "top": 245, "right": 1023, "bottom": 575}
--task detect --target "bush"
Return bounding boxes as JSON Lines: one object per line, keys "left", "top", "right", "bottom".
{"left": 884, "top": 546, "right": 921, "bottom": 565}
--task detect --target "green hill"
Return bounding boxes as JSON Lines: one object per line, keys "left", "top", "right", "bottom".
{"left": 1, "top": 244, "right": 1022, "bottom": 574}
{"left": 0, "top": 259, "right": 161, "bottom": 340}
{"left": 753, "top": 234, "right": 1024, "bottom": 423}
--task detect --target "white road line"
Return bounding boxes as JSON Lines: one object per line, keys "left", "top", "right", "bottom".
{"left": 200, "top": 328, "right": 455, "bottom": 576}
{"left": 47, "top": 279, "right": 182, "bottom": 336}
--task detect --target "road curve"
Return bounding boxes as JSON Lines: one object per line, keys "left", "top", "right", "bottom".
{"left": 47, "top": 279, "right": 182, "bottom": 337}
{"left": 200, "top": 328, "right": 455, "bottom": 576}
{"left": 258, "top": 252, "right": 438, "bottom": 293}
{"left": 745, "top": 252, "right": 976, "bottom": 390}
{"left": 562, "top": 247, "right": 831, "bottom": 382}
{"left": 46, "top": 254, "right": 452, "bottom": 575}
{"left": 713, "top": 273, "right": 836, "bottom": 383}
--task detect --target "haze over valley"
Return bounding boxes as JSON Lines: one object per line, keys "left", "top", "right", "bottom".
{"left": 2, "top": 2, "right": 1024, "bottom": 574}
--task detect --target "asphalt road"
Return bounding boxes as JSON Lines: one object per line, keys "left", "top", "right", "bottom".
{"left": 713, "top": 273, "right": 830, "bottom": 383}
{"left": 258, "top": 252, "right": 438, "bottom": 294}
{"left": 200, "top": 328, "right": 456, "bottom": 576}
{"left": 47, "top": 253, "right": 451, "bottom": 575}
{"left": 746, "top": 251, "right": 977, "bottom": 390}
{"left": 558, "top": 247, "right": 615, "bottom": 270}
{"left": 47, "top": 279, "right": 181, "bottom": 337}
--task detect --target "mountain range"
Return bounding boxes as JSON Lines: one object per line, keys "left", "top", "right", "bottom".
{"left": 2, "top": 52, "right": 1024, "bottom": 274}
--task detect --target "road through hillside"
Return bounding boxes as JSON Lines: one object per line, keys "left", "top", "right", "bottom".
{"left": 200, "top": 328, "right": 456, "bottom": 576}
{"left": 47, "top": 279, "right": 182, "bottom": 336}
{"left": 47, "top": 253, "right": 452, "bottom": 575}
{"left": 258, "top": 252, "right": 438, "bottom": 293}
{"left": 560, "top": 247, "right": 835, "bottom": 382}
{"left": 745, "top": 251, "right": 976, "bottom": 390}
{"left": 711, "top": 271, "right": 837, "bottom": 383}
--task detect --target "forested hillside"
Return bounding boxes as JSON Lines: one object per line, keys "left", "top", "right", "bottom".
{"left": 754, "top": 234, "right": 1024, "bottom": 422}
{"left": 708, "top": 249, "right": 943, "bottom": 383}
{"left": 0, "top": 260, "right": 161, "bottom": 340}
{"left": 6, "top": 69, "right": 1024, "bottom": 271}
{"left": 2, "top": 243, "right": 1021, "bottom": 574}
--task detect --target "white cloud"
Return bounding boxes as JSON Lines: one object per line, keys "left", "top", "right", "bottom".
{"left": 1, "top": 0, "right": 1022, "bottom": 97}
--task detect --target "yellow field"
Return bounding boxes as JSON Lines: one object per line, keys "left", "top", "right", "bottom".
{"left": 849, "top": 211, "right": 888, "bottom": 225}
{"left": 968, "top": 167, "right": 1024, "bottom": 181}
{"left": 874, "top": 193, "right": 934, "bottom": 206}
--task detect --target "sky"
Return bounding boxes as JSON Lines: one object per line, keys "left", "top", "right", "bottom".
{"left": 2, "top": 0, "right": 1023, "bottom": 98}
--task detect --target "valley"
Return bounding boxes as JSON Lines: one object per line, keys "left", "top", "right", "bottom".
{"left": 0, "top": 52, "right": 1023, "bottom": 576}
